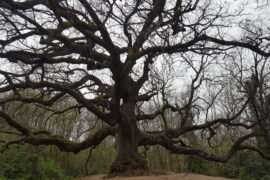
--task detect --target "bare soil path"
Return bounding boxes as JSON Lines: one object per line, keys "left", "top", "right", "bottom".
{"left": 77, "top": 173, "right": 236, "bottom": 180}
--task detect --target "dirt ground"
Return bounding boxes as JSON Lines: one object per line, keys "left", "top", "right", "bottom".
{"left": 77, "top": 173, "right": 236, "bottom": 180}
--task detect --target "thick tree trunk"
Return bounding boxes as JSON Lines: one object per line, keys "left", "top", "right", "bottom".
{"left": 110, "top": 122, "right": 148, "bottom": 176}
{"left": 109, "top": 77, "right": 148, "bottom": 175}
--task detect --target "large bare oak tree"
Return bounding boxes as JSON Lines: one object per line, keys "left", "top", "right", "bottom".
{"left": 0, "top": 0, "right": 270, "bottom": 175}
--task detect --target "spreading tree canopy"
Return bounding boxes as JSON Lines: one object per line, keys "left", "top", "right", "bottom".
{"left": 0, "top": 0, "right": 270, "bottom": 175}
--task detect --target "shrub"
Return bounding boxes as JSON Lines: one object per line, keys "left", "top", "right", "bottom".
{"left": 222, "top": 151, "right": 270, "bottom": 180}
{"left": 0, "top": 145, "right": 73, "bottom": 180}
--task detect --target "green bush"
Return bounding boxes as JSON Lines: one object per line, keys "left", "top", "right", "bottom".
{"left": 0, "top": 175, "right": 8, "bottom": 180}
{"left": 222, "top": 151, "right": 270, "bottom": 180}
{"left": 186, "top": 155, "right": 211, "bottom": 175}
{"left": 0, "top": 145, "right": 73, "bottom": 180}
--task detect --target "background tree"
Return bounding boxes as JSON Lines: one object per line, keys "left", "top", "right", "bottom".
{"left": 0, "top": 0, "right": 270, "bottom": 176}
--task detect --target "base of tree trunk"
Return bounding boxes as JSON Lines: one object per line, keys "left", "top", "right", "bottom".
{"left": 108, "top": 153, "right": 148, "bottom": 177}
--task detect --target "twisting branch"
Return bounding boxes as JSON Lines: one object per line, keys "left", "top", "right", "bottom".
{"left": 140, "top": 132, "right": 270, "bottom": 162}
